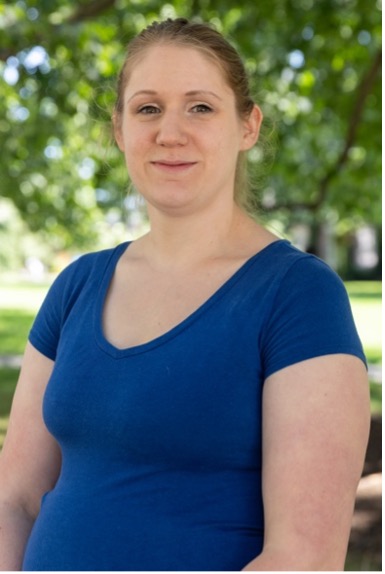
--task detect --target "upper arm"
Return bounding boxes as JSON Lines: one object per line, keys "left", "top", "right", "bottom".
{"left": 0, "top": 342, "right": 61, "bottom": 518}
{"left": 261, "top": 354, "right": 370, "bottom": 570}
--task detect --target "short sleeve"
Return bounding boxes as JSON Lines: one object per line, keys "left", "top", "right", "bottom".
{"left": 28, "top": 244, "right": 127, "bottom": 361}
{"left": 261, "top": 256, "right": 367, "bottom": 379}
{"left": 28, "top": 253, "right": 92, "bottom": 361}
{"left": 28, "top": 268, "right": 73, "bottom": 360}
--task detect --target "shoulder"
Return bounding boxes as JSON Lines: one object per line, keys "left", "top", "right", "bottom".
{"left": 28, "top": 243, "right": 129, "bottom": 360}
{"left": 53, "top": 242, "right": 129, "bottom": 293}
{"left": 61, "top": 242, "right": 129, "bottom": 276}
{"left": 263, "top": 241, "right": 352, "bottom": 324}
{"left": 246, "top": 240, "right": 345, "bottom": 305}
{"left": 259, "top": 242, "right": 366, "bottom": 377}
{"left": 233, "top": 240, "right": 346, "bottom": 317}
{"left": 38, "top": 242, "right": 129, "bottom": 323}
{"left": 264, "top": 241, "right": 345, "bottom": 294}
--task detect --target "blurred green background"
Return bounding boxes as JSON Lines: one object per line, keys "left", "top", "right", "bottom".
{"left": 0, "top": 0, "right": 381, "bottom": 570}
{"left": 0, "top": 0, "right": 381, "bottom": 272}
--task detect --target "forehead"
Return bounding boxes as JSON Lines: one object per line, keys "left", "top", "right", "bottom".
{"left": 125, "top": 44, "right": 232, "bottom": 96}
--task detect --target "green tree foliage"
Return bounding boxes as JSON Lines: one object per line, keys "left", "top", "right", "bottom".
{"left": 0, "top": 0, "right": 381, "bottom": 251}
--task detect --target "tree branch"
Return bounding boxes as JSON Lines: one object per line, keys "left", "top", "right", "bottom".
{"left": 263, "top": 48, "right": 382, "bottom": 214}
{"left": 67, "top": 0, "right": 117, "bottom": 23}
{"left": 315, "top": 47, "right": 382, "bottom": 208}
{"left": 0, "top": 0, "right": 118, "bottom": 61}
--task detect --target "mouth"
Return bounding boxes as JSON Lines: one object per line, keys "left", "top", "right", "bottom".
{"left": 150, "top": 160, "right": 197, "bottom": 172}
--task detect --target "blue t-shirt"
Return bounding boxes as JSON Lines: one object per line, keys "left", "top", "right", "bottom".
{"left": 23, "top": 240, "right": 366, "bottom": 571}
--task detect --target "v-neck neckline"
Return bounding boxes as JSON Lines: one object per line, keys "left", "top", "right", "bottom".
{"left": 94, "top": 239, "right": 289, "bottom": 358}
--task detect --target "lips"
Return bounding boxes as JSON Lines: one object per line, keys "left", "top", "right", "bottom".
{"left": 150, "top": 160, "right": 197, "bottom": 171}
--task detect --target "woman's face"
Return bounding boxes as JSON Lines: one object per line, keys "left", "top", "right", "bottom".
{"left": 114, "top": 44, "right": 261, "bottom": 216}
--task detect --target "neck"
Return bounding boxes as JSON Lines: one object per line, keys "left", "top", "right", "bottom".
{"left": 139, "top": 201, "right": 248, "bottom": 270}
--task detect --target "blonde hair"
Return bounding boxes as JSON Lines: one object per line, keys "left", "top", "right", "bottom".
{"left": 114, "top": 18, "right": 259, "bottom": 212}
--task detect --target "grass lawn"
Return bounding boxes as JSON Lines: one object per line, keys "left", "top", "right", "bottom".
{"left": 0, "top": 309, "right": 35, "bottom": 355}
{"left": 0, "top": 368, "right": 19, "bottom": 448}
{"left": 0, "top": 277, "right": 52, "bottom": 448}
{"left": 0, "top": 278, "right": 52, "bottom": 310}
{"left": 345, "top": 281, "right": 382, "bottom": 365}
{"left": 0, "top": 276, "right": 51, "bottom": 354}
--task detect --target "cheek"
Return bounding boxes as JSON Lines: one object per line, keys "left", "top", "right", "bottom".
{"left": 123, "top": 140, "right": 152, "bottom": 184}
{"left": 214, "top": 127, "right": 242, "bottom": 159}
{"left": 123, "top": 148, "right": 140, "bottom": 174}
{"left": 121, "top": 130, "right": 147, "bottom": 161}
{"left": 216, "top": 117, "right": 243, "bottom": 144}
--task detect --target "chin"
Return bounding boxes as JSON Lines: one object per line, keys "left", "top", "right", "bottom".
{"left": 148, "top": 197, "right": 200, "bottom": 217}
{"left": 142, "top": 185, "right": 202, "bottom": 213}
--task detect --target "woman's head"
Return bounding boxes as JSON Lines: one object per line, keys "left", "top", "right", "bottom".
{"left": 114, "top": 18, "right": 262, "bottom": 212}
{"left": 115, "top": 18, "right": 255, "bottom": 120}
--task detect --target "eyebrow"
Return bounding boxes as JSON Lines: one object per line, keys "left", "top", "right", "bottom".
{"left": 126, "top": 89, "right": 223, "bottom": 102}
{"left": 185, "top": 90, "right": 223, "bottom": 101}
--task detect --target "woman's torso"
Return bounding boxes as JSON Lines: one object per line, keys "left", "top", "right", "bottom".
{"left": 23, "top": 240, "right": 278, "bottom": 571}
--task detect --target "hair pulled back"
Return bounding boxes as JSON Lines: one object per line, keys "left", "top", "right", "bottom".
{"left": 115, "top": 18, "right": 259, "bottom": 212}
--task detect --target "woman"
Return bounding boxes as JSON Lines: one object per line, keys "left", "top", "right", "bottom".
{"left": 0, "top": 18, "right": 370, "bottom": 571}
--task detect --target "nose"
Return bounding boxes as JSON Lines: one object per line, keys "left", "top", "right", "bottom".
{"left": 155, "top": 111, "right": 188, "bottom": 147}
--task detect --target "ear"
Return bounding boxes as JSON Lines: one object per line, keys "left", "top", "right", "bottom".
{"left": 112, "top": 112, "right": 125, "bottom": 151}
{"left": 240, "top": 104, "right": 263, "bottom": 151}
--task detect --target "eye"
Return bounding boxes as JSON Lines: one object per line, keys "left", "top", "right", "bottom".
{"left": 137, "top": 105, "right": 161, "bottom": 115}
{"left": 191, "top": 104, "right": 213, "bottom": 114}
